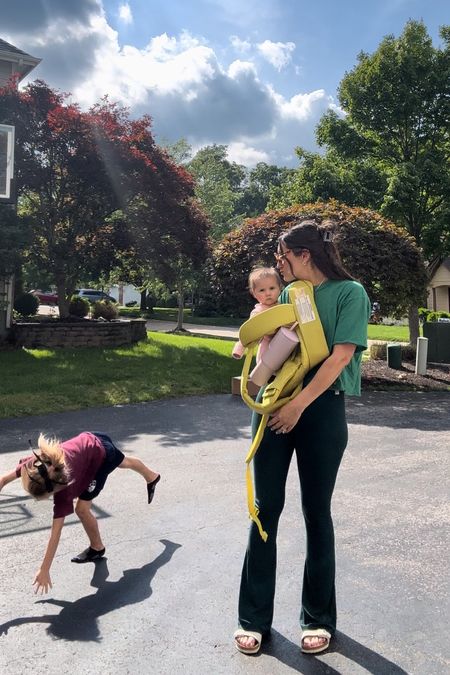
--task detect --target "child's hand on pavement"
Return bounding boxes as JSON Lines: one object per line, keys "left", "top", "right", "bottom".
{"left": 33, "top": 569, "right": 52, "bottom": 595}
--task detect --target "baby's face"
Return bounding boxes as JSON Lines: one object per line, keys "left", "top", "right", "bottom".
{"left": 252, "top": 276, "right": 280, "bottom": 306}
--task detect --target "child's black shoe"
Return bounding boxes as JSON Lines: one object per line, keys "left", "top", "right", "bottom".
{"left": 147, "top": 475, "right": 160, "bottom": 504}
{"left": 71, "top": 546, "right": 105, "bottom": 563}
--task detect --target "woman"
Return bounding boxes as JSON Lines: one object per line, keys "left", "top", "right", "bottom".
{"left": 234, "top": 218, "right": 370, "bottom": 655}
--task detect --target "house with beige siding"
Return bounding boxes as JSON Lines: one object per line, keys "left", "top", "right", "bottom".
{"left": 427, "top": 257, "right": 450, "bottom": 312}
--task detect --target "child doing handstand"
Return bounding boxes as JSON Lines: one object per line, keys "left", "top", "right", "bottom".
{"left": 0, "top": 431, "right": 160, "bottom": 594}
{"left": 232, "top": 266, "right": 283, "bottom": 360}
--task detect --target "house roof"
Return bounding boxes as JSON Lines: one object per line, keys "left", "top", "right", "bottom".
{"left": 0, "top": 38, "right": 41, "bottom": 81}
{"left": 0, "top": 38, "right": 30, "bottom": 56}
{"left": 427, "top": 256, "right": 450, "bottom": 279}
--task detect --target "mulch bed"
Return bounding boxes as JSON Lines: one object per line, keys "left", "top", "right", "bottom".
{"left": 362, "top": 359, "right": 450, "bottom": 391}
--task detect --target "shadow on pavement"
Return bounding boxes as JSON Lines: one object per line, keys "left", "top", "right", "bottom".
{"left": 261, "top": 628, "right": 408, "bottom": 674}
{"left": 346, "top": 391, "right": 450, "bottom": 431}
{"left": 0, "top": 392, "right": 448, "bottom": 460}
{"left": 0, "top": 539, "right": 181, "bottom": 641}
{"left": 0, "top": 498, "right": 109, "bottom": 539}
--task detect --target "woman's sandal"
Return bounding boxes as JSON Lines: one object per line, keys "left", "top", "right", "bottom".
{"left": 234, "top": 628, "right": 262, "bottom": 655}
{"left": 300, "top": 628, "right": 331, "bottom": 654}
{"left": 147, "top": 475, "right": 160, "bottom": 504}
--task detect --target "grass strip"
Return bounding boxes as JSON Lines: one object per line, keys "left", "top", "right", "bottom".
{"left": 0, "top": 332, "right": 242, "bottom": 419}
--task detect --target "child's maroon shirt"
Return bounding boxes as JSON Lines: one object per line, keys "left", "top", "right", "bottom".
{"left": 15, "top": 432, "right": 106, "bottom": 518}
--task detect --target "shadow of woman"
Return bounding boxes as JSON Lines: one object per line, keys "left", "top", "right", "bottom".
{"left": 261, "top": 629, "right": 409, "bottom": 675}
{"left": 0, "top": 539, "right": 181, "bottom": 642}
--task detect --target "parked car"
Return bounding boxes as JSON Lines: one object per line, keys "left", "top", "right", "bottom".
{"left": 30, "top": 289, "right": 58, "bottom": 305}
{"left": 74, "top": 289, "right": 118, "bottom": 304}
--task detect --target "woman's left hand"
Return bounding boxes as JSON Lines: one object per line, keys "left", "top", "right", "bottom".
{"left": 268, "top": 400, "right": 304, "bottom": 434}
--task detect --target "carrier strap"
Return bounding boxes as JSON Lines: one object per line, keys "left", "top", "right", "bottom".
{"left": 238, "top": 281, "right": 329, "bottom": 540}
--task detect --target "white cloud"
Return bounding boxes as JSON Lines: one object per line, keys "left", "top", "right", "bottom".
{"left": 230, "top": 35, "right": 251, "bottom": 53}
{"left": 118, "top": 3, "right": 133, "bottom": 24}
{"left": 257, "top": 40, "right": 296, "bottom": 71}
{"left": 227, "top": 142, "right": 269, "bottom": 166}
{"left": 3, "top": 3, "right": 336, "bottom": 167}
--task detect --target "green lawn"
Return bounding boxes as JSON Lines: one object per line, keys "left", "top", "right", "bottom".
{"left": 367, "top": 324, "right": 412, "bottom": 342}
{"left": 0, "top": 320, "right": 415, "bottom": 419}
{"left": 0, "top": 332, "right": 242, "bottom": 419}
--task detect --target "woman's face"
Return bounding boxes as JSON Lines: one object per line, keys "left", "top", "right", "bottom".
{"left": 275, "top": 242, "right": 310, "bottom": 282}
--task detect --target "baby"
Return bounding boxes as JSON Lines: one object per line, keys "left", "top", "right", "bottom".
{"left": 232, "top": 266, "right": 282, "bottom": 360}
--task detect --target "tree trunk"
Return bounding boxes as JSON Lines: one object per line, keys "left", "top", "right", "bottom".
{"left": 176, "top": 283, "right": 184, "bottom": 331}
{"left": 408, "top": 304, "right": 420, "bottom": 346}
{"left": 140, "top": 289, "right": 147, "bottom": 312}
{"left": 56, "top": 278, "right": 70, "bottom": 318}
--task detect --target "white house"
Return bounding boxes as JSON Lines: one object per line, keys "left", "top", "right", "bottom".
{"left": 108, "top": 283, "right": 141, "bottom": 305}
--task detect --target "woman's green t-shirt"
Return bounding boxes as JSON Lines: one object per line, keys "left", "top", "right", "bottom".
{"left": 279, "top": 279, "right": 371, "bottom": 396}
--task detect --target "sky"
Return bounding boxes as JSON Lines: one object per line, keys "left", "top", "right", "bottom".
{"left": 1, "top": 0, "right": 448, "bottom": 167}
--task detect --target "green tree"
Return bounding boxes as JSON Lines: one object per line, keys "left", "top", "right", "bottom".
{"left": 238, "top": 162, "right": 293, "bottom": 218}
{"left": 313, "top": 21, "right": 449, "bottom": 341}
{"left": 268, "top": 148, "right": 387, "bottom": 212}
{"left": 160, "top": 137, "right": 192, "bottom": 165}
{"left": 188, "top": 144, "right": 245, "bottom": 240}
{"left": 0, "top": 80, "right": 201, "bottom": 318}
{"left": 212, "top": 202, "right": 427, "bottom": 338}
{"left": 122, "top": 196, "right": 211, "bottom": 330}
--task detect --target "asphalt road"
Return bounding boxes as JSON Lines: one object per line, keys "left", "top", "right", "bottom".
{"left": 0, "top": 392, "right": 449, "bottom": 675}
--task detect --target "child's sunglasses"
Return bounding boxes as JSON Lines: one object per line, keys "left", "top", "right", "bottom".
{"left": 24, "top": 442, "right": 68, "bottom": 493}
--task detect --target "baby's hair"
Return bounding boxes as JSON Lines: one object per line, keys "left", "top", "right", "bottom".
{"left": 22, "top": 434, "right": 69, "bottom": 497}
{"left": 248, "top": 266, "right": 282, "bottom": 292}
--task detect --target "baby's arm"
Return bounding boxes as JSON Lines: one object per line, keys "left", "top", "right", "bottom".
{"left": 33, "top": 516, "right": 65, "bottom": 595}
{"left": 0, "top": 469, "right": 19, "bottom": 492}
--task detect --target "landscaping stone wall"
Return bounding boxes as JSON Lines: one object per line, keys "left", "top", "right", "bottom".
{"left": 11, "top": 319, "right": 147, "bottom": 349}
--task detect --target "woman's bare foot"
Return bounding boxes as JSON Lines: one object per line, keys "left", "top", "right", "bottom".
{"left": 236, "top": 635, "right": 257, "bottom": 650}
{"left": 300, "top": 628, "right": 331, "bottom": 654}
{"left": 302, "top": 635, "right": 327, "bottom": 650}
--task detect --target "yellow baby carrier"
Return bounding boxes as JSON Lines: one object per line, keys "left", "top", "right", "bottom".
{"left": 238, "top": 281, "right": 329, "bottom": 541}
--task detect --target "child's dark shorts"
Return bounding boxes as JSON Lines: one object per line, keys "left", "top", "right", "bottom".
{"left": 78, "top": 432, "right": 125, "bottom": 501}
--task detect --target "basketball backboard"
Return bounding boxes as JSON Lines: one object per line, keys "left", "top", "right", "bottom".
{"left": 0, "top": 124, "right": 15, "bottom": 202}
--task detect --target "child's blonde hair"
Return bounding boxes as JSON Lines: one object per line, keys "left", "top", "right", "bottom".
{"left": 248, "top": 266, "right": 282, "bottom": 292}
{"left": 21, "top": 434, "right": 69, "bottom": 497}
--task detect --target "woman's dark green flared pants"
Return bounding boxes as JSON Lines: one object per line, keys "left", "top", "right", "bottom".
{"left": 238, "top": 389, "right": 348, "bottom": 636}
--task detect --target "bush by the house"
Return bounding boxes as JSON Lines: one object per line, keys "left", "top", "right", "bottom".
{"left": 427, "top": 310, "right": 450, "bottom": 322}
{"left": 69, "top": 296, "right": 89, "bottom": 317}
{"left": 92, "top": 300, "right": 118, "bottom": 321}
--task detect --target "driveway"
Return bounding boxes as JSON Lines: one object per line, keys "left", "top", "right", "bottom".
{"left": 0, "top": 391, "right": 448, "bottom": 674}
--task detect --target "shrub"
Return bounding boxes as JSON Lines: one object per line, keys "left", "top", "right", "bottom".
{"left": 370, "top": 342, "right": 387, "bottom": 360}
{"left": 92, "top": 300, "right": 118, "bottom": 320}
{"left": 212, "top": 200, "right": 428, "bottom": 319}
{"left": 427, "top": 310, "right": 450, "bottom": 322}
{"left": 370, "top": 342, "right": 416, "bottom": 363}
{"left": 14, "top": 292, "right": 39, "bottom": 317}
{"left": 418, "top": 307, "right": 431, "bottom": 322}
{"left": 165, "top": 294, "right": 178, "bottom": 308}
{"left": 69, "top": 295, "right": 89, "bottom": 317}
{"left": 146, "top": 293, "right": 157, "bottom": 312}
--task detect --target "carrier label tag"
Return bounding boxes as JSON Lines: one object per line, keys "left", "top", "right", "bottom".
{"left": 294, "top": 288, "right": 316, "bottom": 324}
